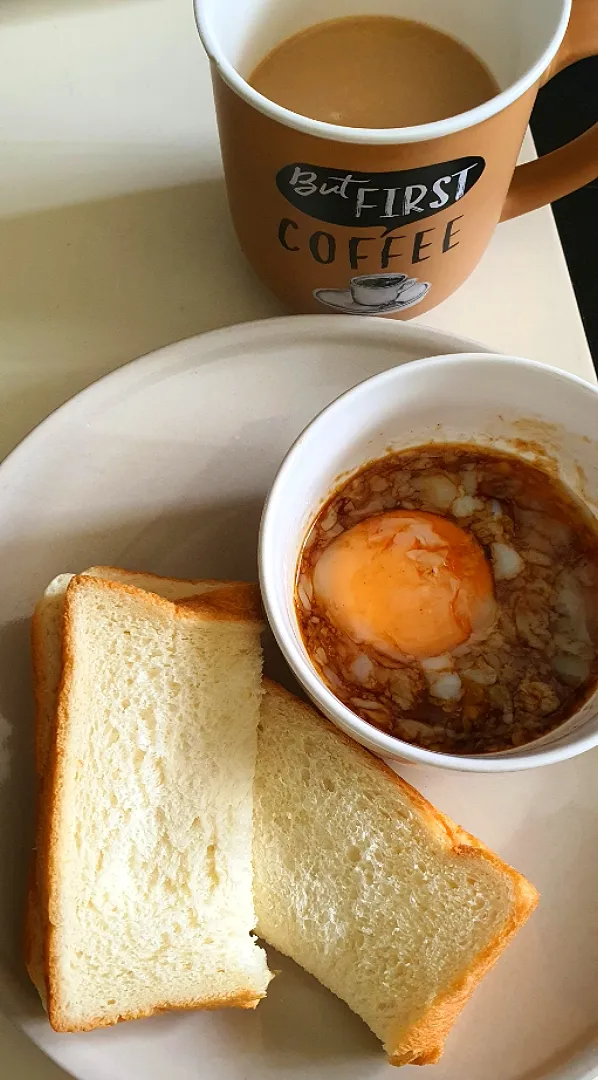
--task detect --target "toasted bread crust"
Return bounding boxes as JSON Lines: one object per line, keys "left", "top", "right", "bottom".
{"left": 84, "top": 565, "right": 229, "bottom": 588}
{"left": 178, "top": 582, "right": 264, "bottom": 624}
{"left": 49, "top": 989, "right": 265, "bottom": 1034}
{"left": 78, "top": 574, "right": 264, "bottom": 625}
{"left": 36, "top": 573, "right": 266, "bottom": 1032}
{"left": 39, "top": 577, "right": 77, "bottom": 1029}
{"left": 261, "top": 680, "right": 539, "bottom": 1068}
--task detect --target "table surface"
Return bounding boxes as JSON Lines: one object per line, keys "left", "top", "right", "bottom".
{"left": 0, "top": 1, "right": 594, "bottom": 1076}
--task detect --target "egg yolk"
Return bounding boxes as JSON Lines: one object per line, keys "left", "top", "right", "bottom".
{"left": 312, "top": 510, "right": 496, "bottom": 659}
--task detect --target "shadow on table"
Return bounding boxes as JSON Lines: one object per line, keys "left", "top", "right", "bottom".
{"left": 0, "top": 179, "right": 284, "bottom": 455}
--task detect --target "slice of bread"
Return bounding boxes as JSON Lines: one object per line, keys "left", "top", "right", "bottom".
{"left": 31, "top": 567, "right": 244, "bottom": 778}
{"left": 254, "top": 681, "right": 539, "bottom": 1067}
{"left": 27, "top": 568, "right": 259, "bottom": 1005}
{"left": 33, "top": 573, "right": 271, "bottom": 1031}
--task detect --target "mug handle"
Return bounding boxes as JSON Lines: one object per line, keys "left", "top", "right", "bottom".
{"left": 501, "top": 0, "right": 598, "bottom": 221}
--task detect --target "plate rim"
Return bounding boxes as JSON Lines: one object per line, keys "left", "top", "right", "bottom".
{"left": 0, "top": 315, "right": 487, "bottom": 495}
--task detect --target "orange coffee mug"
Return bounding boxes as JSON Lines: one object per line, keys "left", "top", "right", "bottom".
{"left": 195, "top": 0, "right": 598, "bottom": 319}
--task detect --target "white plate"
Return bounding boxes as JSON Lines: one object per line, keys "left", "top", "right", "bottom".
{"left": 0, "top": 315, "right": 596, "bottom": 1080}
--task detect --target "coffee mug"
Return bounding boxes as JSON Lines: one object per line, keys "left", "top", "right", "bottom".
{"left": 195, "top": 0, "right": 598, "bottom": 319}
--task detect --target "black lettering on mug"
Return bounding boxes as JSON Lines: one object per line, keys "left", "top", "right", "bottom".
{"left": 276, "top": 157, "right": 485, "bottom": 231}
{"left": 276, "top": 217, "right": 468, "bottom": 269}
{"left": 349, "top": 235, "right": 376, "bottom": 270}
{"left": 309, "top": 231, "right": 336, "bottom": 264}
{"left": 381, "top": 234, "right": 406, "bottom": 269}
{"left": 412, "top": 228, "right": 435, "bottom": 263}
{"left": 278, "top": 218, "right": 300, "bottom": 252}
{"left": 443, "top": 215, "right": 464, "bottom": 252}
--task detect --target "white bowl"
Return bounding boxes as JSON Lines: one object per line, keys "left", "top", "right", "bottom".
{"left": 259, "top": 352, "right": 598, "bottom": 773}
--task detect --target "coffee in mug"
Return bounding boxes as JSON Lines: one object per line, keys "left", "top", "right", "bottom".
{"left": 249, "top": 16, "right": 499, "bottom": 128}
{"left": 195, "top": 0, "right": 598, "bottom": 319}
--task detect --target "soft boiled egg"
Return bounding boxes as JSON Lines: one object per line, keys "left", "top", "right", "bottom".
{"left": 312, "top": 510, "right": 496, "bottom": 659}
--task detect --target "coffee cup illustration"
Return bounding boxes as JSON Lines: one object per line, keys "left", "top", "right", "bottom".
{"left": 315, "top": 272, "right": 430, "bottom": 314}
